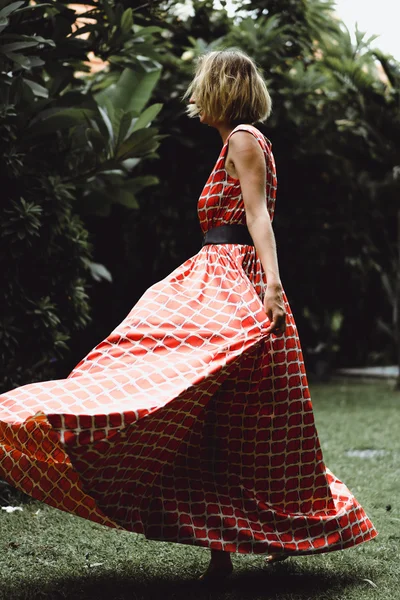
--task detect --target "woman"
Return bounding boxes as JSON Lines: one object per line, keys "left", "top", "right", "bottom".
{"left": 0, "top": 49, "right": 376, "bottom": 581}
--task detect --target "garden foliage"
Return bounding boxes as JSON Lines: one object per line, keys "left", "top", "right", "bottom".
{"left": 1, "top": 0, "right": 399, "bottom": 390}
{"left": 0, "top": 0, "right": 163, "bottom": 390}
{"left": 128, "top": 0, "right": 400, "bottom": 372}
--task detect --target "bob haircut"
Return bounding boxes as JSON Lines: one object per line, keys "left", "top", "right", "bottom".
{"left": 184, "top": 49, "right": 272, "bottom": 125}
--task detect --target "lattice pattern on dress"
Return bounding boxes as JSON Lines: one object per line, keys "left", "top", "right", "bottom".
{"left": 198, "top": 125, "right": 277, "bottom": 233}
{"left": 0, "top": 124, "right": 377, "bottom": 555}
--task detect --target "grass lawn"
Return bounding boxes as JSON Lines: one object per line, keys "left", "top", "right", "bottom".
{"left": 0, "top": 379, "right": 399, "bottom": 600}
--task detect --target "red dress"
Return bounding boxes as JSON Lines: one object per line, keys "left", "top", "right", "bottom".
{"left": 0, "top": 124, "right": 377, "bottom": 555}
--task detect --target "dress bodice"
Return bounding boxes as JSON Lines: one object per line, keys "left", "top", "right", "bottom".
{"left": 197, "top": 124, "right": 277, "bottom": 234}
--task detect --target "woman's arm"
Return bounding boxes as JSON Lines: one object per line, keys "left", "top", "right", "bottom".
{"left": 227, "top": 131, "right": 286, "bottom": 335}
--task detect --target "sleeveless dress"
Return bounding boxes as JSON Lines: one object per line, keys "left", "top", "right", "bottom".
{"left": 0, "top": 124, "right": 377, "bottom": 555}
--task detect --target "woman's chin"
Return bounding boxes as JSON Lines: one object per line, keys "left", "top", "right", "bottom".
{"left": 199, "top": 114, "right": 213, "bottom": 126}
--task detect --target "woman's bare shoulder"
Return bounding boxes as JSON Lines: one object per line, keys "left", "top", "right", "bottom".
{"left": 228, "top": 129, "right": 264, "bottom": 156}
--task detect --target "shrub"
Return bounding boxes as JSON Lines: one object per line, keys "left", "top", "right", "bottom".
{"left": 0, "top": 1, "right": 163, "bottom": 390}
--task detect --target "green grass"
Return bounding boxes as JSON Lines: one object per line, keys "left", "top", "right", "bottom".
{"left": 0, "top": 379, "right": 399, "bottom": 600}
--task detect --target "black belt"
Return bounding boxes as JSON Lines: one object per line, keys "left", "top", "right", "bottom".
{"left": 202, "top": 224, "right": 254, "bottom": 247}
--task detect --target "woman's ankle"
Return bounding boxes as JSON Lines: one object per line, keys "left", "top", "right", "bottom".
{"left": 210, "top": 549, "right": 232, "bottom": 564}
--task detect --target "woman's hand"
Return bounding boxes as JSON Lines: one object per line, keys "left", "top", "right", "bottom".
{"left": 264, "top": 282, "right": 286, "bottom": 335}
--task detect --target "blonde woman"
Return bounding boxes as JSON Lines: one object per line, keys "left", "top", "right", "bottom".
{"left": 0, "top": 49, "right": 376, "bottom": 582}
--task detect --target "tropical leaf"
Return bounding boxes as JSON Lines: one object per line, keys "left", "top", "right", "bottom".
{"left": 112, "top": 189, "right": 138, "bottom": 209}
{"left": 0, "top": 2, "right": 25, "bottom": 18}
{"left": 0, "top": 17, "right": 8, "bottom": 33}
{"left": 23, "top": 79, "right": 48, "bottom": 98}
{"left": 132, "top": 26, "right": 164, "bottom": 37}
{"left": 1, "top": 41, "right": 42, "bottom": 52}
{"left": 85, "top": 127, "right": 107, "bottom": 154}
{"left": 5, "top": 53, "right": 32, "bottom": 70}
{"left": 96, "top": 67, "right": 161, "bottom": 114}
{"left": 88, "top": 262, "right": 112, "bottom": 283}
{"left": 97, "top": 105, "right": 114, "bottom": 149}
{"left": 127, "top": 175, "right": 159, "bottom": 194}
{"left": 130, "top": 103, "right": 162, "bottom": 133}
{"left": 27, "top": 108, "right": 97, "bottom": 136}
{"left": 117, "top": 110, "right": 137, "bottom": 146}
{"left": 0, "top": 33, "right": 56, "bottom": 44}
{"left": 304, "top": 0, "right": 340, "bottom": 40}
{"left": 115, "top": 127, "right": 158, "bottom": 160}
{"left": 120, "top": 8, "right": 133, "bottom": 35}
{"left": 112, "top": 176, "right": 158, "bottom": 208}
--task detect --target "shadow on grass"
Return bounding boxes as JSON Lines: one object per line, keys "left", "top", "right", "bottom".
{"left": 1, "top": 562, "right": 372, "bottom": 600}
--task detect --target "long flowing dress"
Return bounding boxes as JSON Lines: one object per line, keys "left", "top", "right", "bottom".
{"left": 0, "top": 124, "right": 377, "bottom": 555}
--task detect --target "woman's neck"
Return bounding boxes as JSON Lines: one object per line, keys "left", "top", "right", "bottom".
{"left": 215, "top": 122, "right": 235, "bottom": 144}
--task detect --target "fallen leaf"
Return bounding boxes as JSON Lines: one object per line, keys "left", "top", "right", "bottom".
{"left": 362, "top": 578, "right": 378, "bottom": 589}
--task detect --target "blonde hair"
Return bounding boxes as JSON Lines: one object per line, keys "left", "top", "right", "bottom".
{"left": 184, "top": 49, "right": 272, "bottom": 124}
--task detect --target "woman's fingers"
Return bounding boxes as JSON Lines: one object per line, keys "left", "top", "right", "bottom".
{"left": 263, "top": 288, "right": 286, "bottom": 335}
{"left": 265, "top": 312, "right": 286, "bottom": 335}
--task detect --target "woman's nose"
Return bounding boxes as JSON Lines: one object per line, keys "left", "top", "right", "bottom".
{"left": 189, "top": 95, "right": 195, "bottom": 104}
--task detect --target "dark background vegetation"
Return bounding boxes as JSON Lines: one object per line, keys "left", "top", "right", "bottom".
{"left": 1, "top": 0, "right": 399, "bottom": 392}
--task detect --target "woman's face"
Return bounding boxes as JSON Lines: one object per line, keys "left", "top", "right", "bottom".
{"left": 189, "top": 94, "right": 204, "bottom": 122}
{"left": 189, "top": 94, "right": 215, "bottom": 126}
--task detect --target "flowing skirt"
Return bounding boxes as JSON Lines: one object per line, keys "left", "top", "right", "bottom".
{"left": 0, "top": 244, "right": 377, "bottom": 553}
